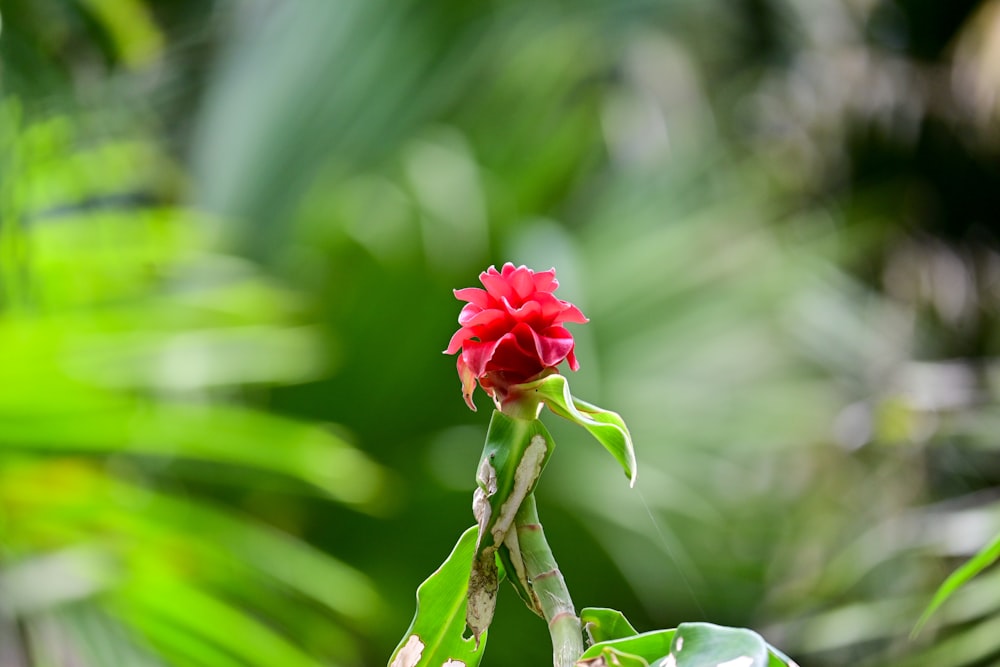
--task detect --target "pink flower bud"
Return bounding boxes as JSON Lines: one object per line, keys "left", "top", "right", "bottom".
{"left": 445, "top": 263, "right": 588, "bottom": 411}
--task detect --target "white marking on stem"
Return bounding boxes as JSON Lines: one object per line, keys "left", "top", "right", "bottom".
{"left": 491, "top": 435, "right": 546, "bottom": 545}
{"left": 442, "top": 660, "right": 466, "bottom": 667}
{"left": 472, "top": 459, "right": 497, "bottom": 546}
{"left": 676, "top": 637, "right": 683, "bottom": 651}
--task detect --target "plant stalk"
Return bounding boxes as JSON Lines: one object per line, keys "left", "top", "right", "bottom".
{"left": 514, "top": 493, "right": 583, "bottom": 667}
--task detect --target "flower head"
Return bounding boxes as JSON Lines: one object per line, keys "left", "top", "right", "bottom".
{"left": 445, "top": 263, "right": 588, "bottom": 411}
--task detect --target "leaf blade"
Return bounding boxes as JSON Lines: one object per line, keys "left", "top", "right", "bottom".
{"left": 913, "top": 530, "right": 1000, "bottom": 636}
{"left": 519, "top": 374, "right": 637, "bottom": 486}
{"left": 581, "top": 607, "right": 639, "bottom": 644}
{"left": 389, "top": 526, "right": 487, "bottom": 667}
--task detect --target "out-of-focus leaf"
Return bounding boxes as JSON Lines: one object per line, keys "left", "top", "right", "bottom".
{"left": 0, "top": 459, "right": 372, "bottom": 664}
{"left": 913, "top": 530, "right": 1000, "bottom": 636}
{"left": 137, "top": 487, "right": 382, "bottom": 622}
{"left": 58, "top": 605, "right": 165, "bottom": 667}
{"left": 388, "top": 525, "right": 487, "bottom": 667}
{"left": 76, "top": 0, "right": 163, "bottom": 68}
{"left": 519, "top": 374, "right": 636, "bottom": 486}
{"left": 581, "top": 607, "right": 639, "bottom": 644}
{"left": 0, "top": 401, "right": 388, "bottom": 509}
{"left": 117, "top": 580, "right": 329, "bottom": 667}
{"left": 62, "top": 325, "right": 327, "bottom": 390}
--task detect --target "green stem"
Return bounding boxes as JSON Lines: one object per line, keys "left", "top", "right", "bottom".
{"left": 514, "top": 493, "right": 583, "bottom": 667}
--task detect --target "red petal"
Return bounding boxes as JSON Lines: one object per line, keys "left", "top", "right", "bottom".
{"left": 556, "top": 302, "right": 588, "bottom": 324}
{"left": 457, "top": 303, "right": 482, "bottom": 325}
{"left": 529, "top": 326, "right": 575, "bottom": 367}
{"left": 508, "top": 266, "right": 535, "bottom": 301}
{"left": 486, "top": 332, "right": 545, "bottom": 377}
{"left": 567, "top": 347, "right": 580, "bottom": 371}
{"left": 480, "top": 268, "right": 515, "bottom": 301}
{"left": 531, "top": 292, "right": 565, "bottom": 321}
{"left": 460, "top": 306, "right": 507, "bottom": 328}
{"left": 532, "top": 269, "right": 558, "bottom": 292}
{"left": 462, "top": 337, "right": 504, "bottom": 377}
{"left": 445, "top": 327, "right": 475, "bottom": 354}
{"left": 501, "top": 296, "right": 542, "bottom": 323}
{"left": 454, "top": 287, "right": 491, "bottom": 308}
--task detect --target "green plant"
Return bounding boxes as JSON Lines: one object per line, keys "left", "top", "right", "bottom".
{"left": 0, "top": 101, "right": 389, "bottom": 667}
{"left": 388, "top": 264, "right": 798, "bottom": 667}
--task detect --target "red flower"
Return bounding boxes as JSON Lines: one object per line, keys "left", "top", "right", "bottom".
{"left": 445, "top": 263, "right": 588, "bottom": 411}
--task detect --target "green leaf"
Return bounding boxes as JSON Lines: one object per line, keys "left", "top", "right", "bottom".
{"left": 767, "top": 644, "right": 800, "bottom": 667}
{"left": 577, "top": 629, "right": 675, "bottom": 663}
{"left": 388, "top": 526, "right": 487, "bottom": 667}
{"left": 913, "top": 530, "right": 1000, "bottom": 636}
{"left": 0, "top": 400, "right": 388, "bottom": 510}
{"left": 664, "top": 623, "right": 769, "bottom": 667}
{"left": 467, "top": 412, "right": 555, "bottom": 639}
{"left": 581, "top": 647, "right": 651, "bottom": 667}
{"left": 581, "top": 607, "right": 639, "bottom": 644}
{"left": 496, "top": 542, "right": 542, "bottom": 619}
{"left": 577, "top": 624, "right": 787, "bottom": 667}
{"left": 117, "top": 582, "right": 328, "bottom": 667}
{"left": 519, "top": 374, "right": 637, "bottom": 486}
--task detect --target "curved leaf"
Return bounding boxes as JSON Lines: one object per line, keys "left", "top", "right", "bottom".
{"left": 581, "top": 607, "right": 639, "bottom": 644}
{"left": 577, "top": 629, "right": 675, "bottom": 664}
{"left": 389, "top": 526, "right": 487, "bottom": 667}
{"left": 518, "top": 374, "right": 637, "bottom": 486}
{"left": 664, "top": 623, "right": 768, "bottom": 667}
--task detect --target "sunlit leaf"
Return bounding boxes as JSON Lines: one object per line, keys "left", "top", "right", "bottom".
{"left": 0, "top": 401, "right": 388, "bottom": 509}
{"left": 518, "top": 374, "right": 636, "bottom": 486}
{"left": 117, "top": 580, "right": 329, "bottom": 667}
{"left": 389, "top": 525, "right": 487, "bottom": 667}
{"left": 130, "top": 485, "right": 383, "bottom": 622}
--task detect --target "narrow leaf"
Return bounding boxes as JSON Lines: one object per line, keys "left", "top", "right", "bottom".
{"left": 913, "top": 530, "right": 1000, "bottom": 636}
{"left": 581, "top": 607, "right": 639, "bottom": 644}
{"left": 117, "top": 582, "right": 326, "bottom": 667}
{"left": 389, "top": 526, "right": 487, "bottom": 667}
{"left": 519, "top": 374, "right": 637, "bottom": 486}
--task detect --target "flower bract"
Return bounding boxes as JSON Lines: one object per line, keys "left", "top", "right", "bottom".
{"left": 445, "top": 263, "right": 587, "bottom": 410}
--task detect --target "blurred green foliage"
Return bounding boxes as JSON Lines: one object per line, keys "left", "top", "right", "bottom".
{"left": 1, "top": 1, "right": 1000, "bottom": 666}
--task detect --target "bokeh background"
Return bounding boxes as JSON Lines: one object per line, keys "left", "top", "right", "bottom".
{"left": 2, "top": 1, "right": 1000, "bottom": 666}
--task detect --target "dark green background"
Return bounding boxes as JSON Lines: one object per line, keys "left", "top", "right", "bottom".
{"left": 1, "top": 1, "right": 999, "bottom": 666}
